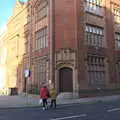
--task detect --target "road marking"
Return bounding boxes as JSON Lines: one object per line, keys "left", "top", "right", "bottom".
{"left": 107, "top": 108, "right": 120, "bottom": 112}
{"left": 50, "top": 114, "right": 87, "bottom": 120}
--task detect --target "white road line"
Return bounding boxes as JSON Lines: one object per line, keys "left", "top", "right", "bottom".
{"left": 50, "top": 114, "right": 87, "bottom": 120}
{"left": 107, "top": 108, "right": 120, "bottom": 112}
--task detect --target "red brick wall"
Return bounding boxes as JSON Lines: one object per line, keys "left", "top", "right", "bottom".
{"left": 105, "top": 0, "right": 116, "bottom": 83}
{"left": 54, "top": 0, "right": 76, "bottom": 49}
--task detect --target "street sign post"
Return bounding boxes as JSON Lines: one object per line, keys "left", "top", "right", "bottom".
{"left": 24, "top": 69, "right": 31, "bottom": 105}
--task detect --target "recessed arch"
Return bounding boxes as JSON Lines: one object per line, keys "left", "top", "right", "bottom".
{"left": 59, "top": 67, "right": 73, "bottom": 92}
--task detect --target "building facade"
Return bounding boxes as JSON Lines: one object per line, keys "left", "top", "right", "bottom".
{"left": 18, "top": 0, "right": 120, "bottom": 97}
{"left": 0, "top": 0, "right": 28, "bottom": 94}
{"left": 0, "top": 27, "right": 8, "bottom": 90}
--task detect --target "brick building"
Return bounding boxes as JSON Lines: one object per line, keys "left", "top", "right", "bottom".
{"left": 21, "top": 0, "right": 120, "bottom": 97}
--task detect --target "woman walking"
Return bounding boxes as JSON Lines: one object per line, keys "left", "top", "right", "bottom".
{"left": 50, "top": 86, "right": 57, "bottom": 108}
{"left": 40, "top": 84, "right": 49, "bottom": 110}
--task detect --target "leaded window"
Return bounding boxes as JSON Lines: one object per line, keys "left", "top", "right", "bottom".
{"left": 84, "top": 0, "right": 103, "bottom": 16}
{"left": 35, "top": 1, "right": 48, "bottom": 23}
{"left": 87, "top": 56, "right": 105, "bottom": 85}
{"left": 85, "top": 24, "right": 104, "bottom": 48}
{"left": 35, "top": 27, "right": 48, "bottom": 49}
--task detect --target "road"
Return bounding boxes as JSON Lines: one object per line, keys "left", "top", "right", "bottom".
{"left": 0, "top": 100, "right": 120, "bottom": 120}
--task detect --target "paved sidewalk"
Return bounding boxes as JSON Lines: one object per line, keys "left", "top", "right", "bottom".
{"left": 0, "top": 95, "right": 120, "bottom": 108}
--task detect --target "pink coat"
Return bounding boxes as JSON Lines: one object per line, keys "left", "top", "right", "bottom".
{"left": 40, "top": 87, "right": 48, "bottom": 99}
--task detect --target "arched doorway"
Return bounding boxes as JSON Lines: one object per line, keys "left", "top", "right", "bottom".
{"left": 59, "top": 67, "right": 73, "bottom": 92}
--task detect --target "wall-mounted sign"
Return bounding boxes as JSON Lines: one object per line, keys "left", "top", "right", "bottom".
{"left": 24, "top": 69, "right": 31, "bottom": 78}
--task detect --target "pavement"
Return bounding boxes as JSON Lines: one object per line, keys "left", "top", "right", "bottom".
{"left": 0, "top": 94, "right": 120, "bottom": 108}
{"left": 0, "top": 100, "right": 120, "bottom": 120}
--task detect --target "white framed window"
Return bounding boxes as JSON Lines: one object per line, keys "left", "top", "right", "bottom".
{"left": 84, "top": 0, "right": 103, "bottom": 16}
{"left": 85, "top": 24, "right": 104, "bottom": 48}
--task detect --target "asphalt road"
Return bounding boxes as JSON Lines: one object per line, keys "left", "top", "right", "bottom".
{"left": 0, "top": 100, "right": 120, "bottom": 120}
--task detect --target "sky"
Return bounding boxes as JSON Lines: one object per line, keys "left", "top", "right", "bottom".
{"left": 0, "top": 0, "right": 28, "bottom": 33}
{"left": 0, "top": 0, "right": 16, "bottom": 30}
